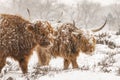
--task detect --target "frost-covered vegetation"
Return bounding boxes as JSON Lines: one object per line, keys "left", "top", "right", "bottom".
{"left": 0, "top": 0, "right": 120, "bottom": 31}
{"left": 0, "top": 32, "right": 120, "bottom": 80}
{"left": 0, "top": 0, "right": 120, "bottom": 80}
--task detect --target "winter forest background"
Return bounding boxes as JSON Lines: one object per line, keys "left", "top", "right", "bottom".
{"left": 1, "top": 0, "right": 120, "bottom": 80}
{"left": 0, "top": 0, "right": 120, "bottom": 31}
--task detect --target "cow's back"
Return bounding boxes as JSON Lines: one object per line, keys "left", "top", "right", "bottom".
{"left": 50, "top": 23, "right": 80, "bottom": 58}
{"left": 0, "top": 14, "right": 35, "bottom": 56}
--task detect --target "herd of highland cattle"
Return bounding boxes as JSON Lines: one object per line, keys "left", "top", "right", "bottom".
{"left": 0, "top": 14, "right": 107, "bottom": 74}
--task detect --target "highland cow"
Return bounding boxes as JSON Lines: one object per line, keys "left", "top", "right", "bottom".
{"left": 38, "top": 20, "right": 107, "bottom": 69}
{"left": 0, "top": 14, "right": 54, "bottom": 74}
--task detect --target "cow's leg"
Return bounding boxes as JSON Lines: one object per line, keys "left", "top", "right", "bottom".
{"left": 43, "top": 53, "right": 51, "bottom": 65}
{"left": 37, "top": 51, "right": 49, "bottom": 66}
{"left": 36, "top": 46, "right": 42, "bottom": 65}
{"left": 38, "top": 53, "right": 49, "bottom": 66}
{"left": 18, "top": 55, "right": 29, "bottom": 74}
{"left": 71, "top": 58, "right": 78, "bottom": 69}
{"left": 36, "top": 46, "right": 51, "bottom": 66}
{"left": 0, "top": 57, "right": 6, "bottom": 73}
{"left": 64, "top": 59, "right": 70, "bottom": 69}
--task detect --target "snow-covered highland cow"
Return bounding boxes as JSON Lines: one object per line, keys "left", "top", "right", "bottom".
{"left": 0, "top": 14, "right": 54, "bottom": 74}
{"left": 38, "top": 20, "right": 107, "bottom": 69}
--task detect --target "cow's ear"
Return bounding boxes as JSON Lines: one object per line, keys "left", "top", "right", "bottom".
{"left": 26, "top": 24, "right": 34, "bottom": 33}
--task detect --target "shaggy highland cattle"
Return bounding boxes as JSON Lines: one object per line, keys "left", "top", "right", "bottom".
{"left": 0, "top": 14, "right": 54, "bottom": 74}
{"left": 38, "top": 20, "right": 107, "bottom": 69}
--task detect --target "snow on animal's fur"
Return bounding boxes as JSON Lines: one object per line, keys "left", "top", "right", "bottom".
{"left": 38, "top": 22, "right": 97, "bottom": 69}
{"left": 0, "top": 14, "right": 54, "bottom": 74}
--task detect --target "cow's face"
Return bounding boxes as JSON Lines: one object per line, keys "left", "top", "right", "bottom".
{"left": 26, "top": 21, "right": 54, "bottom": 48}
{"left": 81, "top": 36, "right": 96, "bottom": 55}
{"left": 72, "top": 30, "right": 96, "bottom": 55}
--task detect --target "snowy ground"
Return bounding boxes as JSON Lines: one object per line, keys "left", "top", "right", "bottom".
{"left": 40, "top": 71, "right": 120, "bottom": 80}
{"left": 0, "top": 32, "right": 120, "bottom": 80}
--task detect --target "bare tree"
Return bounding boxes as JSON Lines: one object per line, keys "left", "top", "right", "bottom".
{"left": 11, "top": 0, "right": 56, "bottom": 20}
{"left": 76, "top": 0, "right": 101, "bottom": 28}
{"left": 111, "top": 3, "right": 120, "bottom": 30}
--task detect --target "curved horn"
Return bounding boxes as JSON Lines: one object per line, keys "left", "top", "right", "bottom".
{"left": 73, "top": 20, "right": 75, "bottom": 27}
{"left": 92, "top": 19, "right": 107, "bottom": 32}
{"left": 72, "top": 30, "right": 83, "bottom": 35}
{"left": 27, "top": 8, "right": 31, "bottom": 21}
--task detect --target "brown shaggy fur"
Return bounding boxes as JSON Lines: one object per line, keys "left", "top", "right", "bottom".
{"left": 38, "top": 22, "right": 96, "bottom": 69}
{"left": 36, "top": 45, "right": 51, "bottom": 66}
{"left": 0, "top": 14, "right": 54, "bottom": 74}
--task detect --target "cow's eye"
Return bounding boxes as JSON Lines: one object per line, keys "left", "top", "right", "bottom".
{"left": 42, "top": 33, "right": 45, "bottom": 36}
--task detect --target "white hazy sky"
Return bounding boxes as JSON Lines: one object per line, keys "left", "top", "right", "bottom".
{"left": 0, "top": 0, "right": 119, "bottom": 7}
{"left": 58, "top": 0, "right": 119, "bottom": 6}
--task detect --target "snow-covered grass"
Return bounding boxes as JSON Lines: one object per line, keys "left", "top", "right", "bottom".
{"left": 0, "top": 32, "right": 120, "bottom": 80}
{"left": 40, "top": 70, "right": 120, "bottom": 80}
